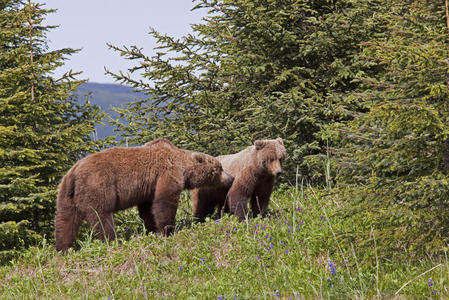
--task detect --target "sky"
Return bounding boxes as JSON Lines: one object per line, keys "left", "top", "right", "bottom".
{"left": 35, "top": 1, "right": 206, "bottom": 83}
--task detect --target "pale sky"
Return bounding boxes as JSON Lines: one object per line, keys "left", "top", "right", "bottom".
{"left": 35, "top": 1, "right": 206, "bottom": 83}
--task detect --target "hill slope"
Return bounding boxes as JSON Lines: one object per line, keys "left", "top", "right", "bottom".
{"left": 0, "top": 187, "right": 447, "bottom": 298}
{"left": 75, "top": 82, "right": 147, "bottom": 139}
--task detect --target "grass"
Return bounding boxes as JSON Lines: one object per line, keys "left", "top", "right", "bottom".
{"left": 0, "top": 185, "right": 448, "bottom": 299}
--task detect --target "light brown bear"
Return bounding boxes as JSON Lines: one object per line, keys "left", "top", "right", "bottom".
{"left": 192, "top": 138, "right": 286, "bottom": 221}
{"left": 54, "top": 139, "right": 234, "bottom": 252}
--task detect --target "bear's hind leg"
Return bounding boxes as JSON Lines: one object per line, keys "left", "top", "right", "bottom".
{"left": 55, "top": 208, "right": 82, "bottom": 252}
{"left": 192, "top": 188, "right": 226, "bottom": 220}
{"left": 85, "top": 209, "right": 116, "bottom": 241}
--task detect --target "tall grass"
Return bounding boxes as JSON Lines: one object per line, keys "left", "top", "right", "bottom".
{"left": 0, "top": 186, "right": 448, "bottom": 299}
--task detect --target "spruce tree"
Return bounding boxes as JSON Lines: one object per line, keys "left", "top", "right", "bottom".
{"left": 329, "top": 0, "right": 449, "bottom": 256}
{"left": 0, "top": 0, "right": 105, "bottom": 262}
{"left": 106, "top": 0, "right": 377, "bottom": 182}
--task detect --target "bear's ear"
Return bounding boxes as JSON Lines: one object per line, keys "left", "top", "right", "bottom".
{"left": 276, "top": 138, "right": 284, "bottom": 145}
{"left": 255, "top": 140, "right": 266, "bottom": 150}
{"left": 192, "top": 152, "right": 204, "bottom": 163}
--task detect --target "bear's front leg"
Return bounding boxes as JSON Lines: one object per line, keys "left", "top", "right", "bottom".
{"left": 138, "top": 202, "right": 157, "bottom": 233}
{"left": 250, "top": 177, "right": 275, "bottom": 217}
{"left": 152, "top": 180, "right": 182, "bottom": 236}
{"left": 226, "top": 183, "right": 251, "bottom": 221}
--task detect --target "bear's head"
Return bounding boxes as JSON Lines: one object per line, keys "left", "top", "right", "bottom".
{"left": 185, "top": 152, "right": 234, "bottom": 190}
{"left": 254, "top": 137, "right": 286, "bottom": 177}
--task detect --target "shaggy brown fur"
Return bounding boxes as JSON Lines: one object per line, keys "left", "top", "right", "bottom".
{"left": 192, "top": 138, "right": 286, "bottom": 221}
{"left": 54, "top": 139, "right": 234, "bottom": 252}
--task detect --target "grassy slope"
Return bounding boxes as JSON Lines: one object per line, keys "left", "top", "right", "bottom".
{"left": 0, "top": 186, "right": 448, "bottom": 299}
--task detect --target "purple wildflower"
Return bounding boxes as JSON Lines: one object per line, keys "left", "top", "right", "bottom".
{"left": 257, "top": 256, "right": 260, "bottom": 260}
{"left": 179, "top": 266, "right": 183, "bottom": 270}
{"left": 275, "top": 290, "right": 280, "bottom": 297}
{"left": 296, "top": 207, "right": 302, "bottom": 212}
{"left": 328, "top": 259, "right": 336, "bottom": 275}
{"left": 254, "top": 231, "right": 258, "bottom": 235}
{"left": 215, "top": 219, "right": 220, "bottom": 224}
{"left": 200, "top": 258, "right": 205, "bottom": 263}
{"left": 285, "top": 250, "right": 290, "bottom": 254}
{"left": 428, "top": 278, "right": 437, "bottom": 294}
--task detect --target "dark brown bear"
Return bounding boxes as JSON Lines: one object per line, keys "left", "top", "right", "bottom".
{"left": 54, "top": 139, "right": 234, "bottom": 252}
{"left": 192, "top": 138, "right": 286, "bottom": 221}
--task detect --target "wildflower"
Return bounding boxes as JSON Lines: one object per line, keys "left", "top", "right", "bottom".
{"left": 328, "top": 259, "right": 336, "bottom": 275}
{"left": 297, "top": 225, "right": 302, "bottom": 230}
{"left": 285, "top": 250, "right": 290, "bottom": 255}
{"left": 217, "top": 295, "right": 224, "bottom": 300}
{"left": 257, "top": 256, "right": 261, "bottom": 260}
{"left": 266, "top": 248, "right": 270, "bottom": 252}
{"left": 428, "top": 278, "right": 437, "bottom": 294}
{"left": 296, "top": 207, "right": 302, "bottom": 212}
{"left": 215, "top": 220, "right": 220, "bottom": 224}
{"left": 275, "top": 290, "right": 280, "bottom": 297}
{"left": 179, "top": 266, "right": 183, "bottom": 270}
{"left": 200, "top": 258, "right": 205, "bottom": 263}
{"left": 254, "top": 231, "right": 258, "bottom": 235}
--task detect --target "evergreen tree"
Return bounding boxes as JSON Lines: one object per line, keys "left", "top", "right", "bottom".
{"left": 0, "top": 0, "right": 105, "bottom": 262}
{"left": 329, "top": 0, "right": 449, "bottom": 256}
{"left": 107, "top": 0, "right": 377, "bottom": 182}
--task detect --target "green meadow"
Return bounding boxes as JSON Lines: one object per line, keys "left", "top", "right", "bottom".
{"left": 1, "top": 186, "right": 447, "bottom": 299}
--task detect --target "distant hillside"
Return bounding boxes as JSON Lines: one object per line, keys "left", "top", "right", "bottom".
{"left": 75, "top": 82, "right": 147, "bottom": 139}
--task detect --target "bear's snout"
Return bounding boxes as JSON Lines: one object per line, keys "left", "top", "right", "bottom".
{"left": 221, "top": 171, "right": 234, "bottom": 187}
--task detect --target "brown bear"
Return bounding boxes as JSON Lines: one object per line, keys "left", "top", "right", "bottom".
{"left": 54, "top": 139, "right": 234, "bottom": 252}
{"left": 192, "top": 138, "right": 286, "bottom": 221}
